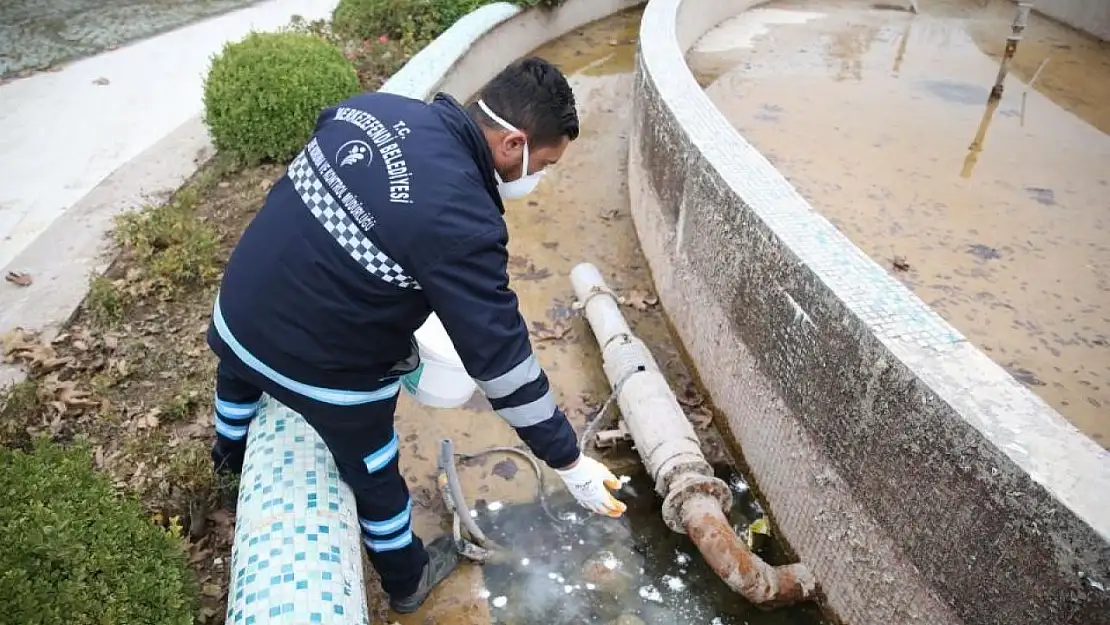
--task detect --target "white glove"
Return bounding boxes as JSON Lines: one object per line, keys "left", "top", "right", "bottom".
{"left": 555, "top": 455, "right": 627, "bottom": 518}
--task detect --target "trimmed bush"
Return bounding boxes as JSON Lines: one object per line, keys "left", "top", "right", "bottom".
{"left": 332, "top": 0, "right": 488, "bottom": 45}
{"left": 0, "top": 439, "right": 197, "bottom": 625}
{"left": 202, "top": 31, "right": 361, "bottom": 164}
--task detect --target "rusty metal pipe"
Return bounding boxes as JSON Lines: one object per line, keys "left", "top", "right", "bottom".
{"left": 570, "top": 262, "right": 817, "bottom": 607}
{"left": 682, "top": 494, "right": 816, "bottom": 606}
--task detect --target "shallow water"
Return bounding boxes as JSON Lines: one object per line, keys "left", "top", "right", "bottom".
{"left": 0, "top": 0, "right": 261, "bottom": 77}
{"left": 689, "top": 0, "right": 1110, "bottom": 448}
{"left": 475, "top": 467, "right": 828, "bottom": 625}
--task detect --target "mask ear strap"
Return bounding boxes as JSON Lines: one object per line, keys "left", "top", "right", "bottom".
{"left": 477, "top": 99, "right": 518, "bottom": 131}
{"left": 479, "top": 99, "right": 530, "bottom": 178}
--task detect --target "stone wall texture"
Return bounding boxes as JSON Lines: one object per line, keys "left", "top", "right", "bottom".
{"left": 629, "top": 1, "right": 1110, "bottom": 624}
{"left": 1023, "top": 0, "right": 1110, "bottom": 41}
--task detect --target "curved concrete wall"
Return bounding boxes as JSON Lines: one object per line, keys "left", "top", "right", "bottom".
{"left": 226, "top": 2, "right": 643, "bottom": 624}
{"left": 1023, "top": 0, "right": 1110, "bottom": 42}
{"left": 630, "top": 1, "right": 1110, "bottom": 625}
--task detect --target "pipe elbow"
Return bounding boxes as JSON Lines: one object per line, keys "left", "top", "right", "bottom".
{"left": 681, "top": 495, "right": 817, "bottom": 607}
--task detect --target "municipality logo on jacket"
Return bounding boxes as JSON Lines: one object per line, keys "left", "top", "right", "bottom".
{"left": 337, "top": 140, "right": 372, "bottom": 167}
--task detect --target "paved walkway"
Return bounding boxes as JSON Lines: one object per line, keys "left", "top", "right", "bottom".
{"left": 0, "top": 0, "right": 338, "bottom": 271}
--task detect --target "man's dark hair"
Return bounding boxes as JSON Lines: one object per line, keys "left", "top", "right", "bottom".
{"left": 468, "top": 57, "right": 579, "bottom": 147}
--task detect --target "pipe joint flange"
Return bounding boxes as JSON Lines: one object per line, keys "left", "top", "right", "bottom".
{"left": 572, "top": 284, "right": 621, "bottom": 310}
{"left": 661, "top": 473, "right": 732, "bottom": 535}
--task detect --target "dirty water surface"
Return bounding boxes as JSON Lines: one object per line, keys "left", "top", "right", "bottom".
{"left": 475, "top": 467, "right": 827, "bottom": 625}
{"left": 388, "top": 8, "right": 829, "bottom": 625}
{"left": 688, "top": 0, "right": 1110, "bottom": 447}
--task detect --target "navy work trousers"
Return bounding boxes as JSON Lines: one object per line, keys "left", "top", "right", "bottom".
{"left": 212, "top": 352, "right": 429, "bottom": 598}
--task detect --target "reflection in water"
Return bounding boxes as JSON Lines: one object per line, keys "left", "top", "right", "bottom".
{"left": 961, "top": 95, "right": 1001, "bottom": 178}
{"left": 689, "top": 0, "right": 1110, "bottom": 447}
{"left": 827, "top": 22, "right": 881, "bottom": 81}
{"left": 892, "top": 19, "right": 913, "bottom": 74}
{"left": 475, "top": 468, "right": 828, "bottom": 625}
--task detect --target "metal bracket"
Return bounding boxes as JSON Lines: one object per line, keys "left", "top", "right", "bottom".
{"left": 594, "top": 420, "right": 632, "bottom": 449}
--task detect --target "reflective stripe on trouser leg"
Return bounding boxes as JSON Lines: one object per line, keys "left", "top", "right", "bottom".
{"left": 274, "top": 390, "right": 428, "bottom": 599}
{"left": 214, "top": 360, "right": 263, "bottom": 442}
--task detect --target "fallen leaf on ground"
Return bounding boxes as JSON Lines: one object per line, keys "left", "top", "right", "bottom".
{"left": 891, "top": 255, "right": 911, "bottom": 272}
{"left": 136, "top": 409, "right": 161, "bottom": 429}
{"left": 685, "top": 406, "right": 714, "bottom": 430}
{"left": 676, "top": 382, "right": 704, "bottom": 408}
{"left": 621, "top": 289, "right": 659, "bottom": 311}
{"left": 530, "top": 320, "right": 571, "bottom": 342}
{"left": 5, "top": 271, "right": 32, "bottom": 286}
{"left": 508, "top": 255, "right": 551, "bottom": 281}
{"left": 492, "top": 459, "right": 519, "bottom": 481}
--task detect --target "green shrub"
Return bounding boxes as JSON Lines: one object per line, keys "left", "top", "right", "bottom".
{"left": 332, "top": 0, "right": 488, "bottom": 45}
{"left": 202, "top": 31, "right": 361, "bottom": 164}
{"left": 0, "top": 439, "right": 197, "bottom": 624}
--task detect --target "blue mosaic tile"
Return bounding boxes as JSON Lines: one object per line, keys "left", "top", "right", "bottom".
{"left": 225, "top": 399, "right": 368, "bottom": 624}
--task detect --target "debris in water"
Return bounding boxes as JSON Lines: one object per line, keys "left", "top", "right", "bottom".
{"left": 602, "top": 553, "right": 621, "bottom": 570}
{"left": 967, "top": 244, "right": 1001, "bottom": 261}
{"left": 564, "top": 584, "right": 574, "bottom": 594}
{"left": 520, "top": 558, "right": 530, "bottom": 567}
{"left": 1025, "top": 187, "right": 1056, "bottom": 206}
{"left": 711, "top": 618, "right": 724, "bottom": 625}
{"left": 560, "top": 511, "right": 580, "bottom": 523}
{"left": 638, "top": 585, "right": 663, "bottom": 603}
{"left": 675, "top": 551, "right": 692, "bottom": 566}
{"left": 662, "top": 574, "right": 687, "bottom": 591}
{"left": 492, "top": 458, "right": 519, "bottom": 480}
{"left": 586, "top": 583, "right": 597, "bottom": 590}
{"left": 619, "top": 475, "right": 632, "bottom": 485}
{"left": 492, "top": 596, "right": 508, "bottom": 608}
{"left": 488, "top": 501, "right": 504, "bottom": 512}
{"left": 478, "top": 588, "right": 491, "bottom": 599}
{"left": 729, "top": 475, "right": 750, "bottom": 494}
{"left": 619, "top": 289, "right": 659, "bottom": 311}
{"left": 470, "top": 509, "right": 478, "bottom": 518}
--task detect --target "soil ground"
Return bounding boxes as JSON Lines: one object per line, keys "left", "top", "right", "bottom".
{"left": 1, "top": 8, "right": 740, "bottom": 624}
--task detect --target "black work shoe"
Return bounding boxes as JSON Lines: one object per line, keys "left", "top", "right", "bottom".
{"left": 389, "top": 536, "right": 461, "bottom": 614}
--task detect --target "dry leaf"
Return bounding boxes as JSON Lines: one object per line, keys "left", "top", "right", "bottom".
{"left": 621, "top": 289, "right": 659, "bottom": 311}
{"left": 5, "top": 271, "right": 32, "bottom": 286}
{"left": 891, "top": 255, "right": 911, "bottom": 272}
{"left": 676, "top": 382, "right": 705, "bottom": 408}
{"left": 686, "top": 406, "right": 714, "bottom": 430}
{"left": 208, "top": 509, "right": 235, "bottom": 527}
{"left": 530, "top": 320, "right": 571, "bottom": 342}
{"left": 136, "top": 409, "right": 161, "bottom": 429}
{"left": 102, "top": 333, "right": 120, "bottom": 350}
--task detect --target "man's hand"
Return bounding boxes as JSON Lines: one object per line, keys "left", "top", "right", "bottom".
{"left": 554, "top": 455, "right": 627, "bottom": 518}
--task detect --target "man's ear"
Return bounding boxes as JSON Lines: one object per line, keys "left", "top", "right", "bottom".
{"left": 502, "top": 130, "right": 527, "bottom": 155}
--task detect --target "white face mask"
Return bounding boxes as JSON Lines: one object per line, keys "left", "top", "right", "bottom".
{"left": 478, "top": 99, "right": 546, "bottom": 201}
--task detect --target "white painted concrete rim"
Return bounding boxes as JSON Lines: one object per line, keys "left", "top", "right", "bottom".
{"left": 636, "top": 0, "right": 1110, "bottom": 540}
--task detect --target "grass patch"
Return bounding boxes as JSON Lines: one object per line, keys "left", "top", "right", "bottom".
{"left": 113, "top": 198, "right": 222, "bottom": 296}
